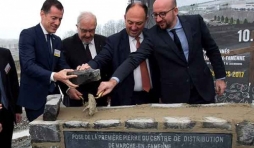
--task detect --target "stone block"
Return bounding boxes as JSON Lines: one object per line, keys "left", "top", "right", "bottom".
{"left": 32, "top": 146, "right": 60, "bottom": 148}
{"left": 164, "top": 117, "right": 196, "bottom": 129}
{"left": 67, "top": 69, "right": 101, "bottom": 85}
{"left": 236, "top": 121, "right": 254, "bottom": 146}
{"left": 29, "top": 121, "right": 60, "bottom": 142}
{"left": 94, "top": 119, "right": 121, "bottom": 128}
{"left": 201, "top": 103, "right": 231, "bottom": 107}
{"left": 202, "top": 117, "right": 231, "bottom": 130}
{"left": 125, "top": 118, "right": 157, "bottom": 129}
{"left": 43, "top": 94, "right": 61, "bottom": 121}
{"left": 151, "top": 103, "right": 185, "bottom": 108}
{"left": 63, "top": 121, "right": 89, "bottom": 128}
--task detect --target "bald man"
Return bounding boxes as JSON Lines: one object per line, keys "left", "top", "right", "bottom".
{"left": 95, "top": 0, "right": 226, "bottom": 104}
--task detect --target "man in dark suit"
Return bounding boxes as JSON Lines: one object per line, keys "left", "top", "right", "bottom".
{"left": 0, "top": 47, "right": 22, "bottom": 148}
{"left": 79, "top": 3, "right": 160, "bottom": 106}
{"left": 61, "top": 12, "right": 109, "bottom": 107}
{"left": 95, "top": 0, "right": 226, "bottom": 104}
{"left": 18, "top": 0, "right": 77, "bottom": 122}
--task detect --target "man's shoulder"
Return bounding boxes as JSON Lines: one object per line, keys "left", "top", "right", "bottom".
{"left": 179, "top": 14, "right": 202, "bottom": 22}
{"left": 94, "top": 34, "right": 106, "bottom": 40}
{"left": 62, "top": 33, "right": 78, "bottom": 43}
{"left": 0, "top": 47, "right": 10, "bottom": 55}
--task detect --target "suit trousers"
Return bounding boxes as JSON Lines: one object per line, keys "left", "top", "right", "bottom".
{"left": 131, "top": 89, "right": 158, "bottom": 105}
{"left": 0, "top": 108, "right": 14, "bottom": 148}
{"left": 188, "top": 82, "right": 215, "bottom": 104}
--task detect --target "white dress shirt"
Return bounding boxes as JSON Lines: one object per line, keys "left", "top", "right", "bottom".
{"left": 129, "top": 33, "right": 152, "bottom": 91}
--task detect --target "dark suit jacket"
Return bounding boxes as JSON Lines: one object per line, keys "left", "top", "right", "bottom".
{"left": 88, "top": 29, "right": 160, "bottom": 106}
{"left": 61, "top": 33, "right": 109, "bottom": 106}
{"left": 112, "top": 15, "right": 226, "bottom": 103}
{"left": 0, "top": 48, "right": 22, "bottom": 121}
{"left": 0, "top": 47, "right": 21, "bottom": 148}
{"left": 18, "top": 24, "right": 69, "bottom": 110}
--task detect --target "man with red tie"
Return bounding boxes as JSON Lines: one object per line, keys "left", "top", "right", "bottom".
{"left": 79, "top": 3, "right": 160, "bottom": 106}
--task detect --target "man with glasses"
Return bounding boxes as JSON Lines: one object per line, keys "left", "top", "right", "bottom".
{"left": 79, "top": 3, "right": 160, "bottom": 106}
{"left": 93, "top": 0, "right": 226, "bottom": 104}
{"left": 61, "top": 11, "right": 109, "bottom": 107}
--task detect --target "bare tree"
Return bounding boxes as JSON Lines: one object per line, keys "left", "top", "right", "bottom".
{"left": 102, "top": 20, "right": 117, "bottom": 37}
{"left": 115, "top": 19, "right": 125, "bottom": 32}
{"left": 62, "top": 30, "right": 76, "bottom": 39}
{"left": 96, "top": 24, "right": 103, "bottom": 35}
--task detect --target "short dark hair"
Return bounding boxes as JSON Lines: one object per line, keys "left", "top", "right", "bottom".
{"left": 41, "top": 0, "right": 64, "bottom": 14}
{"left": 125, "top": 2, "right": 148, "bottom": 17}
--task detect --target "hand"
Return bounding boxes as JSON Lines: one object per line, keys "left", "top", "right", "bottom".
{"left": 16, "top": 113, "right": 22, "bottom": 123}
{"left": 53, "top": 69, "right": 78, "bottom": 88}
{"left": 97, "top": 79, "right": 118, "bottom": 97}
{"left": 215, "top": 79, "right": 226, "bottom": 96}
{"left": 0, "top": 104, "right": 2, "bottom": 110}
{"left": 67, "top": 88, "right": 83, "bottom": 100}
{"left": 77, "top": 63, "right": 91, "bottom": 70}
{"left": 0, "top": 123, "right": 2, "bottom": 133}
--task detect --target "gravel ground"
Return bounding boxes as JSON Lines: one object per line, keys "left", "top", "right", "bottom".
{"left": 12, "top": 109, "right": 31, "bottom": 148}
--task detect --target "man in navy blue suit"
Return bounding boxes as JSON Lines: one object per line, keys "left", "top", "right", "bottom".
{"left": 92, "top": 0, "right": 226, "bottom": 104}
{"left": 18, "top": 0, "right": 77, "bottom": 122}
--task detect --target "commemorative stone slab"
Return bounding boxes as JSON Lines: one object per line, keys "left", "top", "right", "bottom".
{"left": 64, "top": 131, "right": 232, "bottom": 148}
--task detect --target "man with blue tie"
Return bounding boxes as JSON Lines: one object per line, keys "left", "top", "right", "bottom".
{"left": 94, "top": 0, "right": 226, "bottom": 104}
{"left": 0, "top": 47, "right": 22, "bottom": 148}
{"left": 18, "top": 0, "right": 77, "bottom": 122}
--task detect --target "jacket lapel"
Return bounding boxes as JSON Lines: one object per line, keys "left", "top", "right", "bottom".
{"left": 157, "top": 26, "right": 186, "bottom": 62}
{"left": 35, "top": 24, "right": 53, "bottom": 68}
{"left": 179, "top": 16, "right": 195, "bottom": 62}
{"left": 119, "top": 30, "right": 131, "bottom": 63}
{"left": 94, "top": 35, "right": 102, "bottom": 54}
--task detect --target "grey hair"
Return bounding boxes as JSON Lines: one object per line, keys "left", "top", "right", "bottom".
{"left": 77, "top": 11, "right": 97, "bottom": 26}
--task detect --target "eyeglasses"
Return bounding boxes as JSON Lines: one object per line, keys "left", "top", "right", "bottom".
{"left": 151, "top": 7, "right": 175, "bottom": 18}
{"left": 77, "top": 26, "right": 96, "bottom": 33}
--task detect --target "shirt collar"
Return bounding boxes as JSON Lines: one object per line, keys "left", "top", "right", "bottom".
{"left": 83, "top": 38, "right": 95, "bottom": 45}
{"left": 129, "top": 32, "right": 144, "bottom": 41}
{"left": 167, "top": 16, "right": 182, "bottom": 32}
{"left": 40, "top": 23, "right": 51, "bottom": 35}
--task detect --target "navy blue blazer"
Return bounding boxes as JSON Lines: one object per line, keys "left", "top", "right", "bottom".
{"left": 112, "top": 15, "right": 226, "bottom": 103}
{"left": 18, "top": 24, "right": 69, "bottom": 110}
{"left": 88, "top": 29, "right": 160, "bottom": 106}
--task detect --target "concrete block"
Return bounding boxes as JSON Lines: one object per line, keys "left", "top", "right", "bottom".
{"left": 43, "top": 94, "right": 61, "bottom": 121}
{"left": 164, "top": 117, "right": 196, "bottom": 129}
{"left": 94, "top": 119, "right": 121, "bottom": 128}
{"left": 151, "top": 103, "right": 185, "bottom": 108}
{"left": 236, "top": 121, "right": 254, "bottom": 146}
{"left": 63, "top": 121, "right": 89, "bottom": 128}
{"left": 125, "top": 118, "right": 157, "bottom": 129}
{"left": 29, "top": 121, "right": 60, "bottom": 142}
{"left": 203, "top": 117, "right": 231, "bottom": 130}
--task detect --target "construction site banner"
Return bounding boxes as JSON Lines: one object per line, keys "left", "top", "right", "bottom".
{"left": 179, "top": 0, "right": 254, "bottom": 103}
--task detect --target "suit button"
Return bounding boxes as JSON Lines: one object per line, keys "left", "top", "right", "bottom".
{"left": 186, "top": 79, "right": 189, "bottom": 82}
{"left": 187, "top": 66, "right": 189, "bottom": 69}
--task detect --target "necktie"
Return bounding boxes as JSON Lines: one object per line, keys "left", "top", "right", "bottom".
{"left": 0, "top": 72, "right": 8, "bottom": 109}
{"left": 136, "top": 37, "right": 151, "bottom": 92}
{"left": 46, "top": 34, "right": 53, "bottom": 53}
{"left": 170, "top": 29, "right": 183, "bottom": 53}
{"left": 85, "top": 44, "right": 92, "bottom": 60}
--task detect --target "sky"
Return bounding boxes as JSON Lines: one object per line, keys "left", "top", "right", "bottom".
{"left": 0, "top": 0, "right": 211, "bottom": 39}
